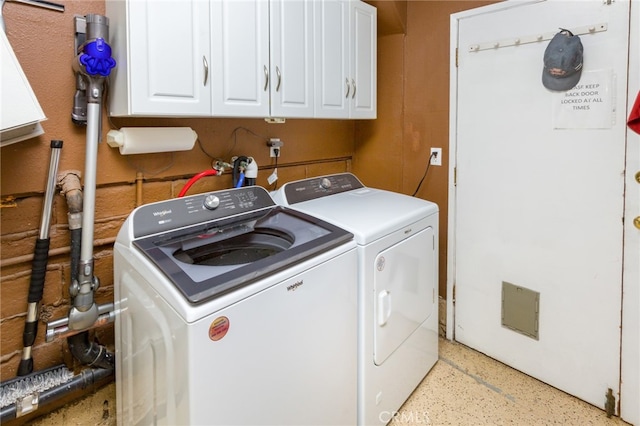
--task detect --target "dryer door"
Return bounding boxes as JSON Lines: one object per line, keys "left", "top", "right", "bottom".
{"left": 373, "top": 227, "right": 435, "bottom": 365}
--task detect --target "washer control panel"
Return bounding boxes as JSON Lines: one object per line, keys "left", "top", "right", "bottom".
{"left": 132, "top": 186, "right": 275, "bottom": 238}
{"left": 283, "top": 173, "right": 364, "bottom": 205}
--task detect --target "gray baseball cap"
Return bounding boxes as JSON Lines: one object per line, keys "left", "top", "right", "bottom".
{"left": 542, "top": 29, "right": 583, "bottom": 91}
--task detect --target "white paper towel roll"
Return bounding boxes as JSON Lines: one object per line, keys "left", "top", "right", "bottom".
{"left": 106, "top": 127, "right": 197, "bottom": 155}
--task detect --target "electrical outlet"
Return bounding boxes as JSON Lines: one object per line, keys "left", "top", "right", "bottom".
{"left": 430, "top": 148, "right": 442, "bottom": 166}
{"left": 268, "top": 138, "right": 283, "bottom": 158}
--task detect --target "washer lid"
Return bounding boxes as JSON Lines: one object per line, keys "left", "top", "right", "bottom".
{"left": 130, "top": 187, "right": 353, "bottom": 304}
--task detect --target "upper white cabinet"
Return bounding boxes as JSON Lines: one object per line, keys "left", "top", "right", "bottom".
{"left": 106, "top": 0, "right": 375, "bottom": 119}
{"left": 269, "top": 0, "right": 315, "bottom": 118}
{"left": 210, "top": 0, "right": 270, "bottom": 117}
{"left": 211, "top": 0, "right": 315, "bottom": 118}
{"left": 349, "top": 0, "right": 376, "bottom": 119}
{"left": 314, "top": 0, "right": 350, "bottom": 118}
{"left": 211, "top": 0, "right": 314, "bottom": 118}
{"left": 107, "top": 0, "right": 211, "bottom": 116}
{"left": 1, "top": 30, "right": 46, "bottom": 146}
{"left": 314, "top": 0, "right": 376, "bottom": 119}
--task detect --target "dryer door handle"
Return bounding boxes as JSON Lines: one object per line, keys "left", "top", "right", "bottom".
{"left": 377, "top": 290, "right": 391, "bottom": 326}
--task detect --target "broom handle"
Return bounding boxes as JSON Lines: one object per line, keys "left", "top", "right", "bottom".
{"left": 17, "top": 140, "right": 63, "bottom": 376}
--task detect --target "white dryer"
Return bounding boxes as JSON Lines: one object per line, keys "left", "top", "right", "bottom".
{"left": 272, "top": 173, "right": 439, "bottom": 426}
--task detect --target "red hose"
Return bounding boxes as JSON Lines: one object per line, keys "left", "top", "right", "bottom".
{"left": 178, "top": 169, "right": 219, "bottom": 197}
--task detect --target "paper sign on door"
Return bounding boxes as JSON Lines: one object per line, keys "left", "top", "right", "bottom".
{"left": 552, "top": 69, "right": 614, "bottom": 129}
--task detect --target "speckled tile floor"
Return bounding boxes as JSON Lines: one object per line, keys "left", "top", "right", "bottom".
{"left": 390, "top": 338, "right": 629, "bottom": 426}
{"left": 29, "top": 338, "right": 630, "bottom": 425}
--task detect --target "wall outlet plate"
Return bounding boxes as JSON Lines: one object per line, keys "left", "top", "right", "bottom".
{"left": 430, "top": 148, "right": 442, "bottom": 166}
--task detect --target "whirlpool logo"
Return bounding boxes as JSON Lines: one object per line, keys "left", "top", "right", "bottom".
{"left": 152, "top": 209, "right": 172, "bottom": 217}
{"left": 287, "top": 280, "right": 304, "bottom": 292}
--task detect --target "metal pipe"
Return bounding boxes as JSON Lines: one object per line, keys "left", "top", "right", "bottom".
{"left": 70, "top": 103, "right": 100, "bottom": 331}
{"left": 18, "top": 140, "right": 63, "bottom": 377}
{"left": 46, "top": 304, "right": 115, "bottom": 343}
{"left": 136, "top": 171, "right": 143, "bottom": 206}
{"left": 80, "top": 103, "right": 99, "bottom": 264}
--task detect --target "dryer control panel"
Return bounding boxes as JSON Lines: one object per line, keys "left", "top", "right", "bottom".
{"left": 283, "top": 173, "right": 365, "bottom": 204}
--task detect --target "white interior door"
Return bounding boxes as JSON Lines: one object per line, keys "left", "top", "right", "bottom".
{"left": 448, "top": 0, "right": 631, "bottom": 413}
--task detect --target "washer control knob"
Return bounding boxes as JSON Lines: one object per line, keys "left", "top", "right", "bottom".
{"left": 320, "top": 178, "right": 332, "bottom": 190}
{"left": 203, "top": 194, "right": 220, "bottom": 210}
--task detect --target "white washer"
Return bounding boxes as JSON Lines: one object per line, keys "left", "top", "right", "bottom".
{"left": 114, "top": 186, "right": 358, "bottom": 425}
{"left": 273, "top": 173, "right": 439, "bottom": 426}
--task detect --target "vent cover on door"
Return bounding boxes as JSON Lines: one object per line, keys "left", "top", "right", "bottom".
{"left": 501, "top": 281, "right": 539, "bottom": 340}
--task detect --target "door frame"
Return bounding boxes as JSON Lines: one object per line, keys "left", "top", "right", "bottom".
{"left": 446, "top": 1, "right": 639, "bottom": 423}
{"left": 620, "top": 2, "right": 640, "bottom": 424}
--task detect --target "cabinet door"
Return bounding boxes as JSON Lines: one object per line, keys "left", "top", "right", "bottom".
{"left": 350, "top": 0, "right": 376, "bottom": 119}
{"left": 126, "top": 0, "right": 211, "bottom": 116}
{"left": 211, "top": 0, "right": 270, "bottom": 117}
{"left": 314, "top": 0, "right": 350, "bottom": 118}
{"left": 0, "top": 31, "right": 46, "bottom": 145}
{"left": 270, "top": 0, "right": 314, "bottom": 118}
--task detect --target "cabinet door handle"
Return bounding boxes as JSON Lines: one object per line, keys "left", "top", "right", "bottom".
{"left": 345, "top": 78, "right": 350, "bottom": 98}
{"left": 263, "top": 65, "right": 269, "bottom": 91}
{"left": 203, "top": 56, "right": 209, "bottom": 86}
{"left": 351, "top": 78, "right": 356, "bottom": 99}
{"left": 275, "top": 66, "right": 282, "bottom": 92}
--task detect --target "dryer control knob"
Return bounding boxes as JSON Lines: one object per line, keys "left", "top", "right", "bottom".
{"left": 320, "top": 178, "right": 332, "bottom": 190}
{"left": 203, "top": 194, "right": 220, "bottom": 210}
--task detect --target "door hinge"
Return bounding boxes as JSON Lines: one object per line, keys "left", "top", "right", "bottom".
{"left": 454, "top": 167, "right": 457, "bottom": 186}
{"left": 452, "top": 284, "right": 456, "bottom": 302}
{"left": 605, "top": 388, "right": 615, "bottom": 418}
{"left": 455, "top": 47, "right": 459, "bottom": 68}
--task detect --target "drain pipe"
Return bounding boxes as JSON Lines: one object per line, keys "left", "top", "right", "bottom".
{"left": 58, "top": 170, "right": 114, "bottom": 369}
{"left": 0, "top": 365, "right": 113, "bottom": 422}
{"left": 58, "top": 170, "right": 83, "bottom": 294}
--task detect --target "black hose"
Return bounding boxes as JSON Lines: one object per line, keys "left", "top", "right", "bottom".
{"left": 0, "top": 367, "right": 113, "bottom": 423}
{"left": 69, "top": 228, "right": 82, "bottom": 287}
{"left": 65, "top": 183, "right": 83, "bottom": 289}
